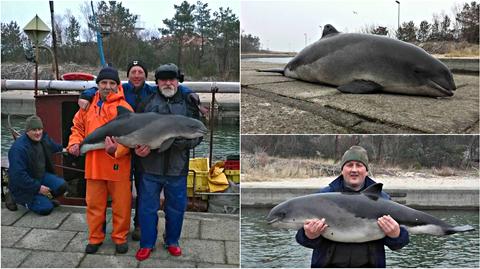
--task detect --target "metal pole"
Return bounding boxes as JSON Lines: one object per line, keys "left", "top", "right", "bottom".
{"left": 49, "top": 1, "right": 60, "bottom": 80}
{"left": 90, "top": 1, "right": 106, "bottom": 66}
{"left": 396, "top": 1, "right": 400, "bottom": 30}
{"left": 34, "top": 45, "right": 56, "bottom": 82}
{"left": 34, "top": 45, "right": 39, "bottom": 96}
{"left": 208, "top": 83, "right": 218, "bottom": 168}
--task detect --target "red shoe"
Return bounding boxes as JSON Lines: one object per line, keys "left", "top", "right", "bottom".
{"left": 167, "top": 245, "right": 182, "bottom": 256}
{"left": 135, "top": 248, "right": 153, "bottom": 261}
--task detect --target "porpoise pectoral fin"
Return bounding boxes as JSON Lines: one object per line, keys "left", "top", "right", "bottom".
{"left": 116, "top": 106, "right": 132, "bottom": 117}
{"left": 156, "top": 137, "right": 176, "bottom": 153}
{"left": 337, "top": 80, "right": 383, "bottom": 94}
{"left": 256, "top": 68, "right": 285, "bottom": 75}
{"left": 361, "top": 183, "right": 383, "bottom": 200}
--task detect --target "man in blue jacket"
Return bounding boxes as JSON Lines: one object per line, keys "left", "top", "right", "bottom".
{"left": 134, "top": 63, "right": 203, "bottom": 261}
{"left": 296, "top": 146, "right": 409, "bottom": 268}
{"left": 7, "top": 115, "right": 67, "bottom": 215}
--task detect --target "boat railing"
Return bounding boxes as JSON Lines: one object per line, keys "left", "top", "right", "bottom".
{"left": 1, "top": 80, "right": 240, "bottom": 93}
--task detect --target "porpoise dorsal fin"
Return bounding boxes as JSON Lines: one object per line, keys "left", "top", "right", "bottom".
{"left": 117, "top": 106, "right": 132, "bottom": 117}
{"left": 362, "top": 183, "right": 383, "bottom": 200}
{"left": 321, "top": 24, "right": 340, "bottom": 38}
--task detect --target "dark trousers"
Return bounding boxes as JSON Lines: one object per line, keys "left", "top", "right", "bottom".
{"left": 25, "top": 173, "right": 66, "bottom": 215}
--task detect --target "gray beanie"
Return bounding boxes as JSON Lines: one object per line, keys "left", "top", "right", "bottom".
{"left": 25, "top": 115, "right": 43, "bottom": 131}
{"left": 340, "top": 146, "right": 369, "bottom": 171}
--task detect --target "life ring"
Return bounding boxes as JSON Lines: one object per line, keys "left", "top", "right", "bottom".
{"left": 61, "top": 72, "right": 96, "bottom": 81}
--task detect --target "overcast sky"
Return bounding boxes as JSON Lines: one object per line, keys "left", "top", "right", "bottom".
{"left": 1, "top": 0, "right": 240, "bottom": 39}
{"left": 241, "top": 0, "right": 467, "bottom": 52}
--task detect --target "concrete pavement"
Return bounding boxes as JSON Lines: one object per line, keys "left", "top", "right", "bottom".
{"left": 1, "top": 205, "right": 239, "bottom": 268}
{"left": 241, "top": 60, "right": 479, "bottom": 134}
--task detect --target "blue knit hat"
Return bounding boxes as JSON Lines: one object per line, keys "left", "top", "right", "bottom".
{"left": 96, "top": 66, "right": 120, "bottom": 85}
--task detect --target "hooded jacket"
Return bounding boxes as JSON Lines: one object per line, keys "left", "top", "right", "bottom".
{"left": 68, "top": 85, "right": 133, "bottom": 181}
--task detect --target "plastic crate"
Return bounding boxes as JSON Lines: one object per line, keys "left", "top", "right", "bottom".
{"left": 224, "top": 160, "right": 240, "bottom": 170}
{"left": 189, "top": 158, "right": 209, "bottom": 172}
{"left": 224, "top": 169, "right": 240, "bottom": 183}
{"left": 187, "top": 171, "right": 209, "bottom": 198}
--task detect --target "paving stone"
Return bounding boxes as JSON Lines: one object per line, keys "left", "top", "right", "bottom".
{"left": 20, "top": 251, "right": 84, "bottom": 268}
{"left": 1, "top": 207, "right": 29, "bottom": 226}
{"left": 1, "top": 226, "right": 31, "bottom": 247}
{"left": 15, "top": 228, "right": 76, "bottom": 251}
{"left": 144, "top": 239, "right": 225, "bottom": 264}
{"left": 157, "top": 217, "right": 200, "bottom": 239}
{"left": 138, "top": 257, "right": 196, "bottom": 268}
{"left": 1, "top": 248, "right": 31, "bottom": 268}
{"left": 197, "top": 262, "right": 239, "bottom": 268}
{"left": 79, "top": 254, "right": 138, "bottom": 268}
{"left": 225, "top": 241, "right": 240, "bottom": 265}
{"left": 200, "top": 218, "right": 239, "bottom": 241}
{"left": 179, "top": 239, "right": 226, "bottom": 264}
{"left": 14, "top": 210, "right": 70, "bottom": 229}
{"left": 58, "top": 212, "right": 88, "bottom": 231}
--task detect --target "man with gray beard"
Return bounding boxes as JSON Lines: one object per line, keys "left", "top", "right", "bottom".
{"left": 133, "top": 63, "right": 203, "bottom": 261}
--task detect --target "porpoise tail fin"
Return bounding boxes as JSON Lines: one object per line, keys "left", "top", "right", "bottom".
{"left": 256, "top": 68, "right": 285, "bottom": 75}
{"left": 445, "top": 225, "right": 475, "bottom": 235}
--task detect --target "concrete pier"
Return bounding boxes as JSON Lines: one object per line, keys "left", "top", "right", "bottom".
{"left": 1, "top": 206, "right": 239, "bottom": 268}
{"left": 241, "top": 179, "right": 480, "bottom": 209}
{"left": 241, "top": 60, "right": 479, "bottom": 134}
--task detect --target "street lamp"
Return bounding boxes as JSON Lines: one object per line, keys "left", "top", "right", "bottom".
{"left": 23, "top": 15, "right": 51, "bottom": 95}
{"left": 304, "top": 33, "right": 307, "bottom": 47}
{"left": 395, "top": 1, "right": 400, "bottom": 31}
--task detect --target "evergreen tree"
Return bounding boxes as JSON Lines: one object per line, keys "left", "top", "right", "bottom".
{"left": 160, "top": 1, "right": 196, "bottom": 66}
{"left": 396, "top": 21, "right": 417, "bottom": 42}
{"left": 455, "top": 1, "right": 479, "bottom": 43}
{"left": 417, "top": 20, "right": 430, "bottom": 42}
{"left": 1, "top": 21, "right": 26, "bottom": 62}
{"left": 194, "top": 1, "right": 211, "bottom": 68}
{"left": 65, "top": 16, "right": 81, "bottom": 46}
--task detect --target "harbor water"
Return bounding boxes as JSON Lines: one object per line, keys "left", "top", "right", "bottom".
{"left": 241, "top": 207, "right": 480, "bottom": 268}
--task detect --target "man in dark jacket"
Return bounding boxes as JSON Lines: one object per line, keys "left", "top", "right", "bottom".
{"left": 134, "top": 63, "right": 203, "bottom": 261}
{"left": 7, "top": 115, "right": 67, "bottom": 215}
{"left": 296, "top": 146, "right": 409, "bottom": 268}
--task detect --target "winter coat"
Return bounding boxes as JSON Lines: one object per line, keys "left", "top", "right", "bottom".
{"left": 295, "top": 175, "right": 410, "bottom": 268}
{"left": 8, "top": 133, "right": 63, "bottom": 205}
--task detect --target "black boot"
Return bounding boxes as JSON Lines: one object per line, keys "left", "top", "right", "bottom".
{"left": 5, "top": 192, "right": 17, "bottom": 211}
{"left": 85, "top": 242, "right": 103, "bottom": 254}
{"left": 131, "top": 226, "right": 141, "bottom": 241}
{"left": 115, "top": 242, "right": 129, "bottom": 254}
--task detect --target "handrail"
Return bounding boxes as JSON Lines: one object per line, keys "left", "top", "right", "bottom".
{"left": 1, "top": 80, "right": 240, "bottom": 93}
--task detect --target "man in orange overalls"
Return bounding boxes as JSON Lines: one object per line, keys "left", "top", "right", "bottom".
{"left": 68, "top": 66, "right": 133, "bottom": 254}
